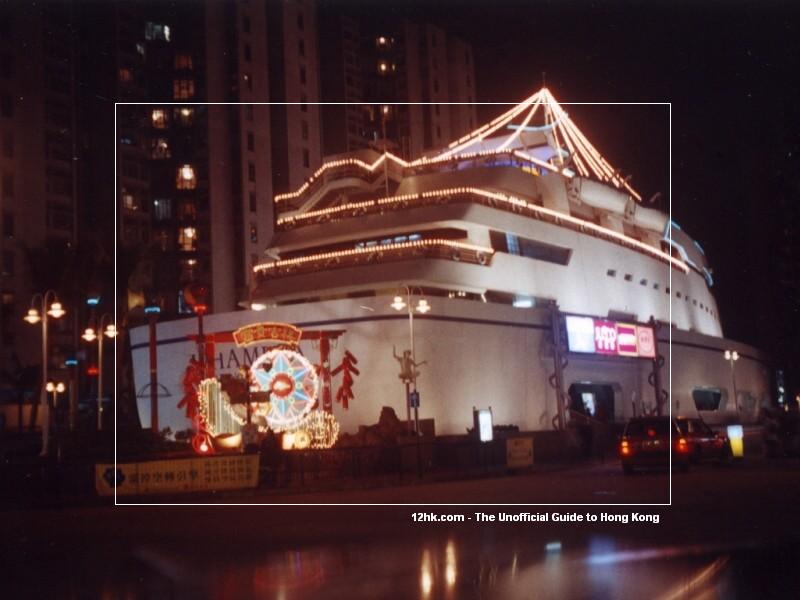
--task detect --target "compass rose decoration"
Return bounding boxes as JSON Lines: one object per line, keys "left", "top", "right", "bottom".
{"left": 250, "top": 348, "right": 319, "bottom": 432}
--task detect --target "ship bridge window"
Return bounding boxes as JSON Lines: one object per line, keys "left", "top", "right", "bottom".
{"left": 489, "top": 231, "right": 571, "bottom": 266}
{"left": 288, "top": 229, "right": 467, "bottom": 258}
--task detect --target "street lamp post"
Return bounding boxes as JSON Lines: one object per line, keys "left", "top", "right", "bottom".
{"left": 724, "top": 349, "right": 740, "bottom": 420}
{"left": 24, "top": 290, "right": 65, "bottom": 457}
{"left": 46, "top": 381, "right": 66, "bottom": 461}
{"left": 391, "top": 286, "right": 431, "bottom": 434}
{"left": 83, "top": 314, "right": 118, "bottom": 431}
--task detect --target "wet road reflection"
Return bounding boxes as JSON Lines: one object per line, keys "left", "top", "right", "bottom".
{"left": 71, "top": 533, "right": 799, "bottom": 599}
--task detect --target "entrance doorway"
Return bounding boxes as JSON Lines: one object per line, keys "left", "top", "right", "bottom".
{"left": 568, "top": 383, "right": 616, "bottom": 422}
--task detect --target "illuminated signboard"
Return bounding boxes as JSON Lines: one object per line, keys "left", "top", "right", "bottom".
{"left": 565, "top": 315, "right": 656, "bottom": 359}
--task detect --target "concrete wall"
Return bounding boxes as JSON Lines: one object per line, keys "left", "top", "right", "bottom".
{"left": 129, "top": 297, "right": 771, "bottom": 439}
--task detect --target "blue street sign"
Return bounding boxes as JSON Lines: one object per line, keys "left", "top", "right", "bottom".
{"left": 408, "top": 391, "right": 420, "bottom": 408}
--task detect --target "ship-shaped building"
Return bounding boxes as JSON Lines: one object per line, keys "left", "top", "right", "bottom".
{"left": 131, "top": 88, "right": 770, "bottom": 438}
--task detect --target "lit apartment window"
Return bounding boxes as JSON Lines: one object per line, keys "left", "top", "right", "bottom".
{"left": 376, "top": 36, "right": 393, "bottom": 48}
{"left": 175, "top": 107, "right": 194, "bottom": 126}
{"left": 173, "top": 79, "right": 195, "bottom": 100}
{"left": 176, "top": 164, "right": 196, "bottom": 189}
{"left": 151, "top": 109, "right": 168, "bottom": 129}
{"left": 151, "top": 138, "right": 171, "bottom": 159}
{"left": 250, "top": 223, "right": 258, "bottom": 243}
{"left": 121, "top": 188, "right": 138, "bottom": 211}
{"left": 377, "top": 60, "right": 392, "bottom": 74}
{"left": 145, "top": 22, "right": 171, "bottom": 42}
{"left": 174, "top": 53, "right": 193, "bottom": 70}
{"left": 178, "top": 226, "right": 197, "bottom": 251}
{"left": 118, "top": 68, "right": 133, "bottom": 83}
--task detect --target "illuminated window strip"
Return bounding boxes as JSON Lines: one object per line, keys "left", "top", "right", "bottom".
{"left": 275, "top": 186, "right": 688, "bottom": 274}
{"left": 253, "top": 238, "right": 495, "bottom": 273}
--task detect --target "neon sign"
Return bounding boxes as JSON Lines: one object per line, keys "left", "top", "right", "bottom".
{"left": 565, "top": 315, "right": 656, "bottom": 359}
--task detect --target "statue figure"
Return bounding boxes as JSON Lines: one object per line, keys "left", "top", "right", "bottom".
{"left": 393, "top": 345, "right": 426, "bottom": 383}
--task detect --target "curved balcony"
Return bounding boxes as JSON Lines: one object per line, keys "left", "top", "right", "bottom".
{"left": 253, "top": 238, "right": 494, "bottom": 283}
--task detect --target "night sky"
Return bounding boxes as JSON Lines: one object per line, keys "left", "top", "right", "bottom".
{"left": 345, "top": 0, "right": 800, "bottom": 364}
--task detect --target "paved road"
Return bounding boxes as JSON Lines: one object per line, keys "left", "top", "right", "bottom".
{"left": 2, "top": 458, "right": 799, "bottom": 598}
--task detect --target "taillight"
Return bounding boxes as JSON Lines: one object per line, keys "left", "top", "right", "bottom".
{"left": 620, "top": 440, "right": 631, "bottom": 456}
{"left": 676, "top": 437, "right": 689, "bottom": 453}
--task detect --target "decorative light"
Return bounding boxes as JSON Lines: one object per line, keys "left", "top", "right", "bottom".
{"left": 415, "top": 298, "right": 431, "bottom": 314}
{"left": 250, "top": 348, "right": 319, "bottom": 432}
{"left": 272, "top": 186, "right": 688, "bottom": 274}
{"left": 391, "top": 296, "right": 406, "bottom": 311}
{"left": 250, "top": 302, "right": 267, "bottom": 311}
{"left": 301, "top": 411, "right": 340, "bottom": 449}
{"left": 47, "top": 302, "right": 65, "bottom": 319}
{"left": 253, "top": 238, "right": 495, "bottom": 273}
{"left": 24, "top": 308, "right": 41, "bottom": 324}
{"left": 724, "top": 350, "right": 739, "bottom": 362}
{"left": 104, "top": 324, "right": 118, "bottom": 338}
{"left": 180, "top": 165, "right": 194, "bottom": 181}
{"left": 281, "top": 432, "right": 295, "bottom": 450}
{"left": 82, "top": 327, "right": 97, "bottom": 342}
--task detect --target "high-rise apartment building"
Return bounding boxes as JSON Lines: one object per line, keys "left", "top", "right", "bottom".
{"left": 0, "top": 2, "right": 79, "bottom": 372}
{"left": 268, "top": 0, "right": 324, "bottom": 195}
{"left": 113, "top": 1, "right": 275, "bottom": 316}
{"left": 320, "top": 15, "right": 478, "bottom": 160}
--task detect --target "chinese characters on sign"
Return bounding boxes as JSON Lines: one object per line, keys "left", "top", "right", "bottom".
{"left": 94, "top": 455, "right": 260, "bottom": 496}
{"left": 564, "top": 315, "right": 656, "bottom": 359}
{"left": 233, "top": 322, "right": 302, "bottom": 347}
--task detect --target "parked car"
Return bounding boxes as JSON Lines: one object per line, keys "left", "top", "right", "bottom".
{"left": 619, "top": 416, "right": 691, "bottom": 474}
{"left": 675, "top": 417, "right": 731, "bottom": 463}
